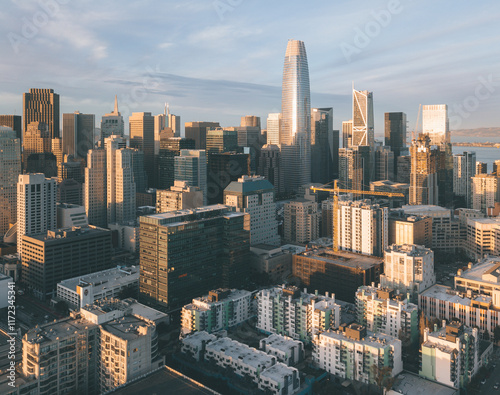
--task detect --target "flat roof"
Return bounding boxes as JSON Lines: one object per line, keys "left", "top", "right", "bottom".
{"left": 263, "top": 334, "right": 303, "bottom": 350}
{"left": 206, "top": 338, "right": 274, "bottom": 369}
{"left": 58, "top": 266, "right": 139, "bottom": 293}
{"left": 402, "top": 205, "right": 450, "bottom": 215}
{"left": 259, "top": 362, "right": 297, "bottom": 382}
{"left": 142, "top": 204, "right": 228, "bottom": 221}
{"left": 101, "top": 315, "right": 151, "bottom": 341}
{"left": 457, "top": 257, "right": 500, "bottom": 284}
{"left": 386, "top": 244, "right": 433, "bottom": 257}
{"left": 296, "top": 248, "right": 383, "bottom": 269}
{"left": 390, "top": 371, "right": 458, "bottom": 395}
{"left": 24, "top": 316, "right": 98, "bottom": 345}
{"left": 319, "top": 328, "right": 398, "bottom": 348}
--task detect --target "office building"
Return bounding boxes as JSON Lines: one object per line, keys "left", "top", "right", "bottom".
{"left": 476, "top": 161, "right": 487, "bottom": 175}
{"left": 356, "top": 285, "right": 419, "bottom": 344}
{"left": 283, "top": 199, "right": 320, "bottom": 244}
{"left": 184, "top": 121, "right": 220, "bottom": 149}
{"left": 174, "top": 149, "right": 207, "bottom": 205}
{"left": 129, "top": 112, "right": 155, "bottom": 188}
{"left": 249, "top": 244, "right": 297, "bottom": 283}
{"left": 259, "top": 334, "right": 304, "bottom": 366}
{"left": 62, "top": 111, "right": 95, "bottom": 159}
{"left": 256, "top": 285, "right": 341, "bottom": 344}
{"left": 385, "top": 112, "right": 407, "bottom": 176}
{"left": 410, "top": 134, "right": 439, "bottom": 205}
{"left": 422, "top": 104, "right": 449, "bottom": 145}
{"left": 339, "top": 145, "right": 372, "bottom": 191}
{"left": 56, "top": 203, "right": 88, "bottom": 228}
{"left": 342, "top": 120, "right": 353, "bottom": 149}
{"left": 22, "top": 121, "right": 51, "bottom": 169}
{"left": 168, "top": 113, "right": 181, "bottom": 137}
{"left": 157, "top": 136, "right": 195, "bottom": 189}
{"left": 100, "top": 95, "right": 124, "bottom": 144}
{"left": 370, "top": 180, "right": 409, "bottom": 207}
{"left": 453, "top": 152, "right": 476, "bottom": 207}
{"left": 180, "top": 288, "right": 252, "bottom": 336}
{"left": 338, "top": 200, "right": 388, "bottom": 257}
{"left": 17, "top": 174, "right": 57, "bottom": 251}
{"left": 241, "top": 115, "right": 261, "bottom": 128}
{"left": 56, "top": 265, "right": 139, "bottom": 309}
{"left": 280, "top": 40, "right": 311, "bottom": 193}
{"left": 0, "top": 115, "right": 22, "bottom": 140}
{"left": 206, "top": 127, "right": 238, "bottom": 153}
{"left": 139, "top": 205, "right": 250, "bottom": 308}
{"left": 388, "top": 210, "right": 432, "bottom": 248}
{"left": 156, "top": 181, "right": 203, "bottom": 213}
{"left": 465, "top": 217, "right": 500, "bottom": 259}
{"left": 0, "top": 128, "right": 21, "bottom": 236}
{"left": 311, "top": 107, "right": 337, "bottom": 183}
{"left": 266, "top": 113, "right": 281, "bottom": 145}
{"left": 58, "top": 155, "right": 84, "bottom": 183}
{"left": 454, "top": 256, "right": 500, "bottom": 297}
{"left": 237, "top": 125, "right": 261, "bottom": 171}
{"left": 21, "top": 226, "right": 113, "bottom": 299}
{"left": 57, "top": 178, "right": 83, "bottom": 206}
{"left": 381, "top": 244, "right": 435, "bottom": 302}
{"left": 84, "top": 149, "right": 107, "bottom": 227}
{"left": 352, "top": 90, "right": 374, "bottom": 149}
{"left": 51, "top": 137, "right": 63, "bottom": 169}
{"left": 23, "top": 88, "right": 60, "bottom": 139}
{"left": 472, "top": 173, "right": 500, "bottom": 213}
{"left": 396, "top": 154, "right": 411, "bottom": 183}
{"left": 153, "top": 107, "right": 168, "bottom": 155}
{"left": 374, "top": 145, "right": 394, "bottom": 181}
{"left": 420, "top": 320, "right": 479, "bottom": 389}
{"left": 313, "top": 324, "right": 403, "bottom": 385}
{"left": 257, "top": 144, "right": 284, "bottom": 196}
{"left": 224, "top": 176, "right": 280, "bottom": 246}
{"left": 207, "top": 151, "right": 250, "bottom": 204}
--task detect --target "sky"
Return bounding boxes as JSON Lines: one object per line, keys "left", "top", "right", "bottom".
{"left": 1, "top": 0, "right": 499, "bottom": 137}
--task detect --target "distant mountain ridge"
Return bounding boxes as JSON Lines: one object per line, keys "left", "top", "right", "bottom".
{"left": 451, "top": 127, "right": 500, "bottom": 137}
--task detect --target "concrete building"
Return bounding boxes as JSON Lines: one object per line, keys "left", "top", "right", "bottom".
{"left": 342, "top": 119, "right": 353, "bottom": 148}
{"left": 108, "top": 222, "right": 140, "bottom": 253}
{"left": 84, "top": 148, "right": 107, "bottom": 227}
{"left": 388, "top": 210, "right": 432, "bottom": 248}
{"left": 0, "top": 114, "right": 22, "bottom": 140}
{"left": 100, "top": 96, "right": 124, "bottom": 144}
{"left": 17, "top": 174, "right": 57, "bottom": 251}
{"left": 129, "top": 112, "right": 155, "bottom": 188}
{"left": 396, "top": 154, "right": 411, "bottom": 184}
{"left": 465, "top": 217, "right": 500, "bottom": 259}
{"left": 0, "top": 128, "right": 21, "bottom": 236}
{"left": 355, "top": 285, "right": 419, "bottom": 344}
{"left": 374, "top": 145, "right": 394, "bottom": 181}
{"left": 180, "top": 288, "right": 252, "bottom": 336}
{"left": 249, "top": 244, "right": 296, "bottom": 283}
{"left": 472, "top": 174, "right": 500, "bottom": 214}
{"left": 258, "top": 144, "right": 284, "bottom": 196}
{"left": 139, "top": 205, "right": 250, "bottom": 308}
{"left": 156, "top": 181, "right": 203, "bottom": 213}
{"left": 381, "top": 244, "right": 435, "bottom": 302}
{"left": 370, "top": 180, "right": 409, "bottom": 207}
{"left": 313, "top": 324, "right": 403, "bottom": 385}
{"left": 266, "top": 113, "right": 281, "bottom": 146}
{"left": 256, "top": 285, "right": 341, "bottom": 344}
{"left": 22, "top": 121, "right": 51, "bottom": 169}
{"left": 338, "top": 200, "right": 388, "bottom": 257}
{"left": 181, "top": 331, "right": 217, "bottom": 362}
{"left": 56, "top": 203, "right": 88, "bottom": 228}
{"left": 0, "top": 273, "right": 13, "bottom": 309}
{"left": 420, "top": 320, "right": 479, "bottom": 389}
{"left": 184, "top": 121, "right": 220, "bottom": 150}
{"left": 157, "top": 136, "right": 195, "bottom": 189}
{"left": 410, "top": 134, "right": 439, "bottom": 205}
{"left": 224, "top": 176, "right": 280, "bottom": 246}
{"left": 23, "top": 88, "right": 60, "bottom": 139}
{"left": 454, "top": 256, "right": 500, "bottom": 297}
{"left": 56, "top": 265, "right": 139, "bottom": 309}
{"left": 293, "top": 248, "right": 383, "bottom": 303}
{"left": 259, "top": 334, "right": 304, "bottom": 366}
{"left": 174, "top": 149, "right": 207, "bottom": 205}
{"left": 453, "top": 152, "right": 476, "bottom": 207}
{"left": 284, "top": 199, "right": 320, "bottom": 244}
{"left": 258, "top": 362, "right": 300, "bottom": 395}
{"left": 21, "top": 226, "right": 113, "bottom": 299}
{"left": 476, "top": 161, "right": 487, "bottom": 175}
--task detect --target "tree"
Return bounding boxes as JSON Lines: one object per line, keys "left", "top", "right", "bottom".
{"left": 371, "top": 364, "right": 394, "bottom": 394}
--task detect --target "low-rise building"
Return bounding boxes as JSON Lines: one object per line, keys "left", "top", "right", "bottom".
{"left": 256, "top": 285, "right": 341, "bottom": 344}
{"left": 388, "top": 209, "right": 432, "bottom": 248}
{"left": 259, "top": 334, "right": 304, "bottom": 366}
{"left": 454, "top": 256, "right": 500, "bottom": 297}
{"left": 181, "top": 331, "right": 217, "bottom": 361}
{"left": 313, "top": 323, "right": 403, "bottom": 385}
{"left": 466, "top": 217, "right": 500, "bottom": 260}
{"left": 258, "top": 362, "right": 300, "bottom": 395}
{"left": 249, "top": 244, "right": 294, "bottom": 283}
{"left": 180, "top": 289, "right": 252, "bottom": 336}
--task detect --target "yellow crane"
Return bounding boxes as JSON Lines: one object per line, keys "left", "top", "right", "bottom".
{"left": 310, "top": 180, "right": 405, "bottom": 252}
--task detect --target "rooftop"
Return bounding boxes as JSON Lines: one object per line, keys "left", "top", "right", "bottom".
{"left": 81, "top": 298, "right": 168, "bottom": 324}
{"left": 457, "top": 256, "right": 500, "bottom": 284}
{"left": 24, "top": 315, "right": 97, "bottom": 345}
{"left": 319, "top": 328, "right": 398, "bottom": 348}
{"left": 206, "top": 337, "right": 274, "bottom": 370}
{"left": 402, "top": 205, "right": 451, "bottom": 216}
{"left": 386, "top": 244, "right": 433, "bottom": 257}
{"left": 224, "top": 176, "right": 274, "bottom": 195}
{"left": 419, "top": 284, "right": 494, "bottom": 308}
{"left": 259, "top": 362, "right": 297, "bottom": 382}
{"left": 24, "top": 226, "right": 109, "bottom": 243}
{"left": 262, "top": 334, "right": 303, "bottom": 351}
{"left": 390, "top": 371, "right": 458, "bottom": 395}
{"left": 58, "top": 265, "right": 139, "bottom": 293}
{"left": 140, "top": 204, "right": 246, "bottom": 225}
{"left": 182, "top": 331, "right": 217, "bottom": 348}
{"left": 101, "top": 315, "right": 151, "bottom": 341}
{"left": 296, "top": 248, "right": 383, "bottom": 270}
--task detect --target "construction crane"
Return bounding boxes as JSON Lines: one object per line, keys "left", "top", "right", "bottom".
{"left": 310, "top": 180, "right": 405, "bottom": 252}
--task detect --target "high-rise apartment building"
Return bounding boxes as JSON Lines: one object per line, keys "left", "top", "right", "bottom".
{"left": 409, "top": 134, "right": 439, "bottom": 205}
{"left": 157, "top": 136, "right": 195, "bottom": 189}
{"left": 381, "top": 244, "right": 435, "bottom": 301}
{"left": 174, "top": 149, "right": 207, "bottom": 205}
{"left": 280, "top": 40, "right": 311, "bottom": 193}
{"left": 453, "top": 151, "right": 476, "bottom": 207}
{"left": 266, "top": 113, "right": 281, "bottom": 145}
{"left": 352, "top": 90, "right": 374, "bottom": 149}
{"left": 156, "top": 181, "right": 203, "bottom": 213}
{"left": 284, "top": 199, "right": 320, "bottom": 244}
{"left": 17, "top": 174, "right": 57, "bottom": 251}
{"left": 85, "top": 149, "right": 107, "bottom": 227}
{"left": 129, "top": 112, "right": 155, "bottom": 189}
{"left": 23, "top": 88, "right": 60, "bottom": 139}
{"left": 224, "top": 176, "right": 280, "bottom": 246}
{"left": 0, "top": 115, "right": 22, "bottom": 140}
{"left": 257, "top": 144, "right": 284, "bottom": 196}
{"left": 139, "top": 205, "right": 250, "bottom": 308}
{"left": 206, "top": 127, "right": 238, "bottom": 153}
{"left": 422, "top": 104, "right": 449, "bottom": 145}
{"left": 472, "top": 173, "right": 500, "bottom": 213}
{"left": 311, "top": 108, "right": 337, "bottom": 184}
{"left": 62, "top": 111, "right": 95, "bottom": 160}
{"left": 338, "top": 200, "right": 388, "bottom": 257}
{"left": 476, "top": 162, "right": 487, "bottom": 175}
{"left": 0, "top": 128, "right": 21, "bottom": 236}
{"left": 100, "top": 95, "right": 124, "bottom": 144}
{"left": 184, "top": 121, "right": 220, "bottom": 149}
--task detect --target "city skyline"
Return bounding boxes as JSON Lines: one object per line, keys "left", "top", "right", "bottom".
{"left": 1, "top": 1, "right": 499, "bottom": 134}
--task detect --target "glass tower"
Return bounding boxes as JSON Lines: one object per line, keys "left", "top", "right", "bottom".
{"left": 281, "top": 40, "right": 311, "bottom": 193}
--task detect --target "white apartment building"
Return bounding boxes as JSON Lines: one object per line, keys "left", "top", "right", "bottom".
{"left": 338, "top": 200, "right": 388, "bottom": 257}
{"left": 180, "top": 289, "right": 252, "bottom": 336}
{"left": 156, "top": 180, "right": 203, "bottom": 213}
{"left": 259, "top": 334, "right": 304, "bottom": 366}
{"left": 284, "top": 199, "right": 320, "bottom": 244}
{"left": 472, "top": 174, "right": 500, "bottom": 213}
{"left": 313, "top": 324, "right": 403, "bottom": 385}
{"left": 381, "top": 244, "right": 435, "bottom": 301}
{"left": 466, "top": 217, "right": 500, "bottom": 260}
{"left": 420, "top": 320, "right": 480, "bottom": 389}
{"left": 224, "top": 176, "right": 280, "bottom": 246}
{"left": 355, "top": 285, "right": 419, "bottom": 344}
{"left": 17, "top": 174, "right": 57, "bottom": 251}
{"left": 56, "top": 266, "right": 139, "bottom": 309}
{"left": 258, "top": 363, "right": 300, "bottom": 395}
{"left": 256, "top": 286, "right": 341, "bottom": 344}
{"left": 181, "top": 331, "right": 217, "bottom": 361}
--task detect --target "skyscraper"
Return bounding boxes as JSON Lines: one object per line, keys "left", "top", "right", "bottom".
{"left": 352, "top": 90, "right": 374, "bottom": 148}
{"left": 409, "top": 135, "right": 439, "bottom": 205}
{"left": 339, "top": 146, "right": 371, "bottom": 191}
{"left": 207, "top": 152, "right": 250, "bottom": 204}
{"left": 185, "top": 121, "right": 220, "bottom": 150}
{"left": 422, "top": 104, "right": 449, "bottom": 145}
{"left": 258, "top": 144, "right": 284, "bottom": 196}
{"left": 174, "top": 149, "right": 207, "bottom": 205}
{"left": 17, "top": 174, "right": 57, "bottom": 251}
{"left": 157, "top": 136, "right": 195, "bottom": 189}
{"left": 280, "top": 39, "right": 311, "bottom": 193}
{"left": 206, "top": 128, "right": 238, "bottom": 153}
{"left": 0, "top": 115, "right": 22, "bottom": 140}
{"left": 241, "top": 115, "right": 261, "bottom": 128}
{"left": 129, "top": 112, "right": 155, "bottom": 189}
{"left": 453, "top": 152, "right": 476, "bottom": 208}
{"left": 342, "top": 120, "right": 353, "bottom": 148}
{"left": 85, "top": 149, "right": 107, "bottom": 227}
{"left": 22, "top": 122, "right": 51, "bottom": 170}
{"left": 23, "top": 88, "right": 60, "bottom": 139}
{"left": 385, "top": 112, "right": 407, "bottom": 177}
{"left": 311, "top": 107, "right": 337, "bottom": 184}
{"left": 266, "top": 113, "right": 281, "bottom": 146}
{"left": 100, "top": 95, "right": 124, "bottom": 144}
{"left": 62, "top": 111, "right": 95, "bottom": 160}
{"left": 0, "top": 128, "right": 21, "bottom": 236}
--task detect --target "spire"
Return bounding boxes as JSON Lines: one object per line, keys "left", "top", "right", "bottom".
{"left": 164, "top": 102, "right": 167, "bottom": 116}
{"left": 167, "top": 102, "right": 170, "bottom": 116}
{"left": 114, "top": 95, "right": 119, "bottom": 114}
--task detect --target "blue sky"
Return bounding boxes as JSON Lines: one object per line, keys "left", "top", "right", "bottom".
{"left": 1, "top": 0, "right": 499, "bottom": 136}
